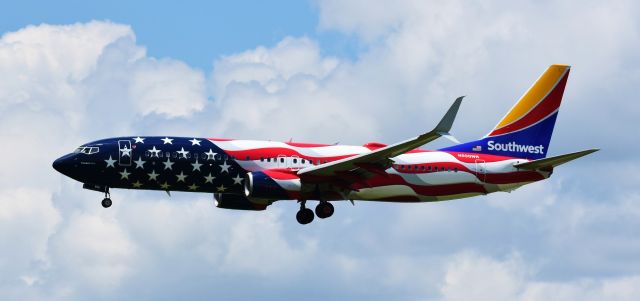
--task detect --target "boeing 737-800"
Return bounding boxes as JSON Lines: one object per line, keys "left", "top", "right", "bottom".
{"left": 53, "top": 64, "right": 597, "bottom": 224}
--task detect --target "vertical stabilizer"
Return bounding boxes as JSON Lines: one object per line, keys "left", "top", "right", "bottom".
{"left": 441, "top": 64, "right": 570, "bottom": 159}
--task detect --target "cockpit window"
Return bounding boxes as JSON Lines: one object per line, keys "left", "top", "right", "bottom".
{"left": 74, "top": 146, "right": 100, "bottom": 154}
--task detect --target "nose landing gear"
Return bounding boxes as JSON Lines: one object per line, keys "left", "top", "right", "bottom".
{"left": 101, "top": 188, "right": 112, "bottom": 208}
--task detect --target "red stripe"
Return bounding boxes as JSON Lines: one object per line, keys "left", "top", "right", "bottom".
{"left": 484, "top": 171, "right": 545, "bottom": 184}
{"left": 262, "top": 169, "right": 300, "bottom": 180}
{"left": 224, "top": 148, "right": 355, "bottom": 162}
{"left": 284, "top": 142, "right": 333, "bottom": 147}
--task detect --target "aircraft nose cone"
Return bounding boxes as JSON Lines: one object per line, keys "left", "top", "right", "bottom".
{"left": 52, "top": 155, "right": 72, "bottom": 176}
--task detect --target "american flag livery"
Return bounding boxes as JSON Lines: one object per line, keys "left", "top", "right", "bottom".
{"left": 53, "top": 65, "right": 598, "bottom": 224}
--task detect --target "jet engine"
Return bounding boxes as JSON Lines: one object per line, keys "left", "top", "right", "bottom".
{"left": 244, "top": 170, "right": 301, "bottom": 200}
{"left": 213, "top": 193, "right": 268, "bottom": 211}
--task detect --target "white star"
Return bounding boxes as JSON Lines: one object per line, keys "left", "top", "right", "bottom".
{"left": 189, "top": 138, "right": 201, "bottom": 146}
{"left": 204, "top": 173, "right": 215, "bottom": 183}
{"left": 216, "top": 184, "right": 226, "bottom": 192}
{"left": 232, "top": 174, "right": 244, "bottom": 185}
{"left": 119, "top": 168, "right": 131, "bottom": 180}
{"left": 205, "top": 149, "right": 217, "bottom": 160}
{"left": 105, "top": 155, "right": 116, "bottom": 168}
{"left": 188, "top": 183, "right": 199, "bottom": 191}
{"left": 219, "top": 161, "right": 231, "bottom": 173}
{"left": 120, "top": 146, "right": 131, "bottom": 157}
{"left": 163, "top": 158, "right": 174, "bottom": 170}
{"left": 134, "top": 156, "right": 145, "bottom": 169}
{"left": 177, "top": 147, "right": 189, "bottom": 159}
{"left": 149, "top": 146, "right": 161, "bottom": 157}
{"left": 132, "top": 180, "right": 143, "bottom": 188}
{"left": 191, "top": 159, "right": 202, "bottom": 171}
{"left": 161, "top": 137, "right": 173, "bottom": 144}
{"left": 160, "top": 182, "right": 170, "bottom": 190}
{"left": 133, "top": 137, "right": 145, "bottom": 144}
{"left": 148, "top": 170, "right": 159, "bottom": 181}
{"left": 176, "top": 171, "right": 187, "bottom": 182}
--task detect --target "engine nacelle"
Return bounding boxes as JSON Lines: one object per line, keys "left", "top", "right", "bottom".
{"left": 244, "top": 170, "right": 301, "bottom": 200}
{"left": 213, "top": 193, "right": 268, "bottom": 211}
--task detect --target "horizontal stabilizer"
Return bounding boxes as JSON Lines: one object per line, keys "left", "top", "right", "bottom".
{"left": 514, "top": 149, "right": 599, "bottom": 170}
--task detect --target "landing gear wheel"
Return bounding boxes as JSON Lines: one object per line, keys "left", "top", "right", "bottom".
{"left": 296, "top": 208, "right": 314, "bottom": 225}
{"left": 315, "top": 202, "right": 334, "bottom": 219}
{"left": 101, "top": 197, "right": 112, "bottom": 208}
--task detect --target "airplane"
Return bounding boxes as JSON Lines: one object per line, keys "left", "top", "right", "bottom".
{"left": 53, "top": 64, "right": 597, "bottom": 224}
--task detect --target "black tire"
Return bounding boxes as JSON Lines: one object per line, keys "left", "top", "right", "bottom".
{"left": 296, "top": 208, "right": 314, "bottom": 224}
{"left": 101, "top": 198, "right": 112, "bottom": 208}
{"left": 315, "top": 202, "right": 334, "bottom": 219}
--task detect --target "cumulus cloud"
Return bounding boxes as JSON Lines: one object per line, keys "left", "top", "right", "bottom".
{"left": 438, "top": 252, "right": 640, "bottom": 301}
{"left": 0, "top": 0, "right": 639, "bottom": 299}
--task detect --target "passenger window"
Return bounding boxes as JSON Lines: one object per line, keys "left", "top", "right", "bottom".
{"left": 246, "top": 156, "right": 250, "bottom": 160}
{"left": 187, "top": 153, "right": 191, "bottom": 159}
{"left": 280, "top": 158, "right": 284, "bottom": 163}
{"left": 172, "top": 152, "right": 177, "bottom": 158}
{"left": 427, "top": 166, "right": 432, "bottom": 171}
{"left": 145, "top": 151, "right": 150, "bottom": 157}
{"left": 316, "top": 160, "right": 321, "bottom": 165}
{"left": 420, "top": 166, "right": 424, "bottom": 171}
{"left": 165, "top": 152, "right": 170, "bottom": 158}
{"left": 260, "top": 157, "right": 264, "bottom": 162}
{"left": 194, "top": 153, "right": 199, "bottom": 159}
{"left": 293, "top": 159, "right": 297, "bottom": 163}
{"left": 454, "top": 168, "right": 458, "bottom": 172}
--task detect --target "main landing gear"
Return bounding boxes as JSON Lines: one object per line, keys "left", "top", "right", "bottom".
{"left": 296, "top": 200, "right": 335, "bottom": 225}
{"left": 101, "top": 187, "right": 112, "bottom": 208}
{"left": 315, "top": 201, "right": 334, "bottom": 219}
{"left": 296, "top": 200, "right": 314, "bottom": 225}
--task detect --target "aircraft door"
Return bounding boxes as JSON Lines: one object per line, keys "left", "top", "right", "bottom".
{"left": 118, "top": 140, "right": 132, "bottom": 166}
{"left": 475, "top": 159, "right": 486, "bottom": 183}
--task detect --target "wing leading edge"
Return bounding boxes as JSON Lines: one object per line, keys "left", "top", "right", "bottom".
{"left": 298, "top": 96, "right": 464, "bottom": 177}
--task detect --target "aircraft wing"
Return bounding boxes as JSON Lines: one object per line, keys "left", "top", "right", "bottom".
{"left": 297, "top": 96, "right": 464, "bottom": 178}
{"left": 514, "top": 149, "right": 599, "bottom": 170}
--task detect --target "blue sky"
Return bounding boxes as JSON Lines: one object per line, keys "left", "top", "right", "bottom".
{"left": 0, "top": 0, "right": 357, "bottom": 69}
{"left": 1, "top": 1, "right": 640, "bottom": 300}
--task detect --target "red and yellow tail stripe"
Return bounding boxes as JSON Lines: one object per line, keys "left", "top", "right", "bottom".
{"left": 488, "top": 64, "right": 570, "bottom": 137}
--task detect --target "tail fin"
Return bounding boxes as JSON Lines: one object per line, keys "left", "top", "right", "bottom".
{"left": 441, "top": 64, "right": 571, "bottom": 159}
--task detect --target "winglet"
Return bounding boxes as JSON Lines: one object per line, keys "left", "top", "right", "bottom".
{"left": 434, "top": 96, "right": 464, "bottom": 135}
{"left": 514, "top": 149, "right": 599, "bottom": 170}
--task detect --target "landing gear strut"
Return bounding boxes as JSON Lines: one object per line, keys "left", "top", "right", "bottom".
{"left": 101, "top": 187, "right": 112, "bottom": 208}
{"left": 296, "top": 200, "right": 314, "bottom": 225}
{"left": 315, "top": 201, "right": 334, "bottom": 219}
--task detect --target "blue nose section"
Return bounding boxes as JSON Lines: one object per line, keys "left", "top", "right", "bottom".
{"left": 52, "top": 155, "right": 73, "bottom": 176}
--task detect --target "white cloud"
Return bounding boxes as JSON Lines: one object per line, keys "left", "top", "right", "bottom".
{"left": 129, "top": 58, "right": 207, "bottom": 118}
{"left": 438, "top": 252, "right": 640, "bottom": 301}
{"left": 0, "top": 0, "right": 639, "bottom": 299}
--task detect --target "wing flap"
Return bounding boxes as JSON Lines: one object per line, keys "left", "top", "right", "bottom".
{"left": 514, "top": 149, "right": 599, "bottom": 170}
